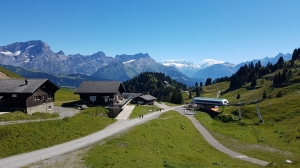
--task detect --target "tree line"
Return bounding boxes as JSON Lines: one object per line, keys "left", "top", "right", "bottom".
{"left": 211, "top": 49, "right": 299, "bottom": 89}
{"left": 123, "top": 72, "right": 187, "bottom": 104}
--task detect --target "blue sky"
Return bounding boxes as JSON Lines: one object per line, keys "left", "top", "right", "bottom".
{"left": 0, "top": 0, "right": 299, "bottom": 64}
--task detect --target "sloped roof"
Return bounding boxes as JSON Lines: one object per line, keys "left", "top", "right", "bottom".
{"left": 140, "top": 95, "right": 157, "bottom": 101}
{"left": 74, "top": 81, "right": 126, "bottom": 94}
{"left": 122, "top": 92, "right": 143, "bottom": 99}
{"left": 0, "top": 79, "right": 58, "bottom": 93}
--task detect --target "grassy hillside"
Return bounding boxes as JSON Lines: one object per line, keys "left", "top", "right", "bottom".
{"left": 0, "top": 107, "right": 115, "bottom": 158}
{"left": 84, "top": 111, "right": 260, "bottom": 168}
{"left": 193, "top": 60, "right": 300, "bottom": 167}
{"left": 0, "top": 66, "right": 23, "bottom": 79}
{"left": 54, "top": 88, "right": 80, "bottom": 106}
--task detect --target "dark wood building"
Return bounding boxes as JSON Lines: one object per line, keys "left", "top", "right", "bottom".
{"left": 132, "top": 95, "right": 157, "bottom": 105}
{"left": 122, "top": 92, "right": 143, "bottom": 100}
{"left": 0, "top": 79, "right": 59, "bottom": 114}
{"left": 74, "top": 81, "right": 126, "bottom": 106}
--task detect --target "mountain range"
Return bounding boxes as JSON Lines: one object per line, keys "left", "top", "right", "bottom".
{"left": 162, "top": 53, "right": 292, "bottom": 79}
{"left": 0, "top": 40, "right": 198, "bottom": 86}
{"left": 0, "top": 40, "right": 292, "bottom": 87}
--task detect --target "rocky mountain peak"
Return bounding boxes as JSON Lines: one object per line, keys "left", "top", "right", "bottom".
{"left": 57, "top": 50, "right": 65, "bottom": 55}
{"left": 115, "top": 53, "right": 150, "bottom": 61}
{"left": 91, "top": 51, "right": 106, "bottom": 58}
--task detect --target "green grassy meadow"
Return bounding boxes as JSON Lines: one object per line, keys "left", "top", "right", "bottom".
{"left": 84, "top": 111, "right": 261, "bottom": 168}
{"left": 129, "top": 104, "right": 162, "bottom": 119}
{"left": 0, "top": 66, "right": 23, "bottom": 78}
{"left": 192, "top": 75, "right": 300, "bottom": 167}
{"left": 0, "top": 111, "right": 59, "bottom": 121}
{"left": 0, "top": 107, "right": 115, "bottom": 158}
{"left": 54, "top": 88, "right": 80, "bottom": 106}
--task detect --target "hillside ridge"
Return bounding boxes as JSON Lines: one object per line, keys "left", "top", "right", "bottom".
{"left": 0, "top": 71, "right": 10, "bottom": 79}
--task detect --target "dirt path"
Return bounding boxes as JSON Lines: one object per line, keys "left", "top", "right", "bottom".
{"left": 174, "top": 106, "right": 270, "bottom": 166}
{"left": 154, "top": 101, "right": 170, "bottom": 109}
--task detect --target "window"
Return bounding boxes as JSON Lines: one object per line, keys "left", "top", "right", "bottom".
{"left": 35, "top": 96, "right": 41, "bottom": 101}
{"left": 48, "top": 93, "right": 52, "bottom": 99}
{"left": 48, "top": 106, "right": 52, "bottom": 110}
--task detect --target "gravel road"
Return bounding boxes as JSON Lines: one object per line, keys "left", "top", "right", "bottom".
{"left": 174, "top": 107, "right": 270, "bottom": 166}
{"left": 53, "top": 106, "right": 80, "bottom": 118}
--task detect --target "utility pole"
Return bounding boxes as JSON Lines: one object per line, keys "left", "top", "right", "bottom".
{"left": 256, "top": 103, "right": 263, "bottom": 123}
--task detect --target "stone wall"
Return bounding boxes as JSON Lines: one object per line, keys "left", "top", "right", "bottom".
{"left": 26, "top": 102, "right": 54, "bottom": 115}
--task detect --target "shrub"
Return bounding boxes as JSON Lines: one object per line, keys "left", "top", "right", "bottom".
{"left": 216, "top": 114, "right": 234, "bottom": 122}
{"left": 276, "top": 91, "right": 283, "bottom": 98}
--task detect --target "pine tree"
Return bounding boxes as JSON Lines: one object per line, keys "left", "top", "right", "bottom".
{"left": 177, "top": 90, "right": 183, "bottom": 104}
{"left": 292, "top": 48, "right": 299, "bottom": 61}
{"left": 205, "top": 77, "right": 212, "bottom": 86}
{"left": 236, "top": 93, "right": 241, "bottom": 99}
{"left": 276, "top": 56, "right": 284, "bottom": 69}
{"left": 195, "top": 86, "right": 200, "bottom": 97}
{"left": 276, "top": 91, "right": 283, "bottom": 98}
{"left": 251, "top": 77, "right": 257, "bottom": 88}
{"left": 263, "top": 91, "right": 267, "bottom": 99}
{"left": 171, "top": 91, "right": 178, "bottom": 104}
{"left": 189, "top": 91, "right": 192, "bottom": 99}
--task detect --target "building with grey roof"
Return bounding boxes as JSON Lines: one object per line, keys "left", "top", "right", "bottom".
{"left": 132, "top": 94, "right": 157, "bottom": 105}
{"left": 0, "top": 79, "right": 59, "bottom": 114}
{"left": 74, "top": 81, "right": 126, "bottom": 106}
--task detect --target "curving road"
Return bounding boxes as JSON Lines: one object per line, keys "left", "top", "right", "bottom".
{"left": 174, "top": 107, "right": 270, "bottom": 167}
{"left": 0, "top": 105, "right": 270, "bottom": 167}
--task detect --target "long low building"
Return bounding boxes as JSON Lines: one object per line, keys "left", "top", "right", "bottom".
{"left": 122, "top": 92, "right": 157, "bottom": 105}
{"left": 191, "top": 97, "right": 229, "bottom": 106}
{"left": 191, "top": 97, "right": 229, "bottom": 112}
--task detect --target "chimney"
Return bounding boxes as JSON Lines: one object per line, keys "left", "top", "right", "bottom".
{"left": 25, "top": 79, "right": 28, "bottom": 85}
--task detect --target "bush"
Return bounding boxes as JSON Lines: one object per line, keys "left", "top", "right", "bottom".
{"left": 216, "top": 114, "right": 234, "bottom": 122}
{"left": 276, "top": 91, "right": 283, "bottom": 98}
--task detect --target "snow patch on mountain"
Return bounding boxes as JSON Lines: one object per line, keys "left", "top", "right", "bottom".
{"left": 201, "top": 59, "right": 223, "bottom": 66}
{"left": 26, "top": 45, "right": 35, "bottom": 50}
{"left": 123, "top": 59, "right": 136, "bottom": 64}
{"left": 162, "top": 59, "right": 200, "bottom": 69}
{"left": 0, "top": 51, "right": 21, "bottom": 56}
{"left": 162, "top": 58, "right": 235, "bottom": 69}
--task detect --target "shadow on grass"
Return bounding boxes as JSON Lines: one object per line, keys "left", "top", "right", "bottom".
{"left": 199, "top": 109, "right": 222, "bottom": 118}
{"left": 246, "top": 86, "right": 262, "bottom": 90}
{"left": 61, "top": 100, "right": 82, "bottom": 107}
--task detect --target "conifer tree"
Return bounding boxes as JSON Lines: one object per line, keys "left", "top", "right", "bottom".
{"left": 236, "top": 93, "right": 240, "bottom": 99}
{"left": 195, "top": 86, "right": 200, "bottom": 97}
{"left": 177, "top": 90, "right": 183, "bottom": 104}
{"left": 263, "top": 91, "right": 267, "bottom": 99}
{"left": 292, "top": 48, "right": 299, "bottom": 61}
{"left": 251, "top": 77, "right": 257, "bottom": 88}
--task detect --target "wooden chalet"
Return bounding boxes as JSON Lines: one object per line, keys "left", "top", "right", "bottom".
{"left": 132, "top": 95, "right": 157, "bottom": 105}
{"left": 74, "top": 81, "right": 127, "bottom": 107}
{"left": 122, "top": 92, "right": 143, "bottom": 100}
{"left": 0, "top": 79, "right": 59, "bottom": 114}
